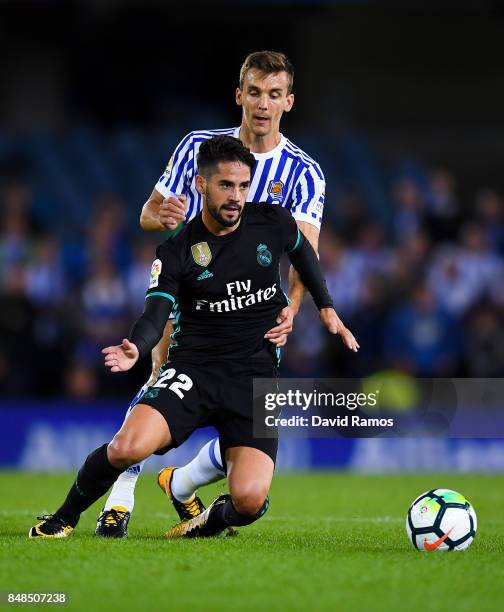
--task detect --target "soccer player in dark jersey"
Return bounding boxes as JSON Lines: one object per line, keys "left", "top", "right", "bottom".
{"left": 100, "top": 51, "right": 324, "bottom": 536}
{"left": 29, "top": 136, "right": 358, "bottom": 539}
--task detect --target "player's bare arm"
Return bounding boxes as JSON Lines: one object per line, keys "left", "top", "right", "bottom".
{"left": 148, "top": 320, "right": 175, "bottom": 385}
{"left": 288, "top": 220, "right": 320, "bottom": 315}
{"left": 286, "top": 223, "right": 358, "bottom": 353}
{"left": 140, "top": 188, "right": 187, "bottom": 231}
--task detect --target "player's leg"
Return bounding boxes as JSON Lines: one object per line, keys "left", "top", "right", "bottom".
{"left": 97, "top": 325, "right": 173, "bottom": 536}
{"left": 29, "top": 404, "right": 172, "bottom": 539}
{"left": 98, "top": 462, "right": 145, "bottom": 515}
{"left": 165, "top": 446, "right": 274, "bottom": 538}
{"left": 166, "top": 437, "right": 225, "bottom": 500}
{"left": 164, "top": 356, "right": 278, "bottom": 538}
{"left": 225, "top": 446, "right": 273, "bottom": 516}
{"left": 96, "top": 387, "right": 150, "bottom": 537}
{"left": 158, "top": 435, "right": 225, "bottom": 497}
{"left": 157, "top": 436, "right": 225, "bottom": 522}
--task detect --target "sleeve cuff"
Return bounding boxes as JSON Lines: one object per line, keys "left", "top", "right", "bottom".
{"left": 154, "top": 179, "right": 177, "bottom": 199}
{"left": 291, "top": 210, "right": 322, "bottom": 230}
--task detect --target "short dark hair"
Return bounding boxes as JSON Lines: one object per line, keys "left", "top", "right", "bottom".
{"left": 239, "top": 50, "right": 294, "bottom": 94}
{"left": 197, "top": 135, "right": 256, "bottom": 178}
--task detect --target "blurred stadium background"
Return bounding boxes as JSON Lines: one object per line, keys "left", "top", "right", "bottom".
{"left": 2, "top": 0, "right": 504, "bottom": 472}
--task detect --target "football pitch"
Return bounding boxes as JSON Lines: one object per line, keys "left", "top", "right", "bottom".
{"left": 1, "top": 472, "right": 503, "bottom": 611}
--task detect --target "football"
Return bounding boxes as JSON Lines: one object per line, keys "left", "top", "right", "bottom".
{"left": 406, "top": 489, "right": 477, "bottom": 551}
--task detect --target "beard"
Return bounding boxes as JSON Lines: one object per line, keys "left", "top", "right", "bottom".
{"left": 206, "top": 190, "right": 243, "bottom": 228}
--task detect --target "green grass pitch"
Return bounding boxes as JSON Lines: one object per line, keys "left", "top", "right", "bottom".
{"left": 1, "top": 471, "right": 503, "bottom": 611}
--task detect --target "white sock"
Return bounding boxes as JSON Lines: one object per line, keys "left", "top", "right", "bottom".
{"left": 171, "top": 437, "right": 225, "bottom": 501}
{"left": 104, "top": 459, "right": 146, "bottom": 512}
{"left": 103, "top": 382, "right": 150, "bottom": 513}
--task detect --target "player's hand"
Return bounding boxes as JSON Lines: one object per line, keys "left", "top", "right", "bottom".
{"left": 319, "top": 308, "right": 360, "bottom": 352}
{"left": 159, "top": 195, "right": 187, "bottom": 230}
{"left": 264, "top": 305, "right": 294, "bottom": 346}
{"left": 102, "top": 339, "right": 140, "bottom": 372}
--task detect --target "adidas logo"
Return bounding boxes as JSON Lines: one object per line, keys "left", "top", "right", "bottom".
{"left": 126, "top": 465, "right": 142, "bottom": 475}
{"left": 197, "top": 269, "right": 214, "bottom": 281}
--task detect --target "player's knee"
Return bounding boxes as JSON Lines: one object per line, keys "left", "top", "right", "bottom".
{"left": 107, "top": 436, "right": 146, "bottom": 468}
{"left": 231, "top": 485, "right": 269, "bottom": 516}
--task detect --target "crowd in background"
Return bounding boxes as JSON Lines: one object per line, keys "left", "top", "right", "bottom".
{"left": 284, "top": 171, "right": 504, "bottom": 380}
{"left": 1, "top": 146, "right": 504, "bottom": 400}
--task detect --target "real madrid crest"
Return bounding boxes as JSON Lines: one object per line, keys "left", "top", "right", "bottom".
{"left": 257, "top": 243, "right": 272, "bottom": 267}
{"left": 191, "top": 242, "right": 212, "bottom": 267}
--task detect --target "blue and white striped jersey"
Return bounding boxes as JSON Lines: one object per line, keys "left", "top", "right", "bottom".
{"left": 154, "top": 127, "right": 325, "bottom": 229}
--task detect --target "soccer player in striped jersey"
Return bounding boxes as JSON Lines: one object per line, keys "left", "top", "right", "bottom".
{"left": 96, "top": 51, "right": 326, "bottom": 537}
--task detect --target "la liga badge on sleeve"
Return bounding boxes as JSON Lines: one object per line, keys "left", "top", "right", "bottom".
{"left": 149, "top": 259, "right": 162, "bottom": 288}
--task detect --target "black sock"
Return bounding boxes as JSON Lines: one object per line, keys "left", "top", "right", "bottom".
{"left": 55, "top": 444, "right": 123, "bottom": 527}
{"left": 205, "top": 495, "right": 269, "bottom": 532}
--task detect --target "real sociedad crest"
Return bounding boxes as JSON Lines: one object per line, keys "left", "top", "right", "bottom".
{"left": 191, "top": 242, "right": 212, "bottom": 267}
{"left": 257, "top": 243, "right": 272, "bottom": 267}
{"left": 268, "top": 180, "right": 285, "bottom": 202}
